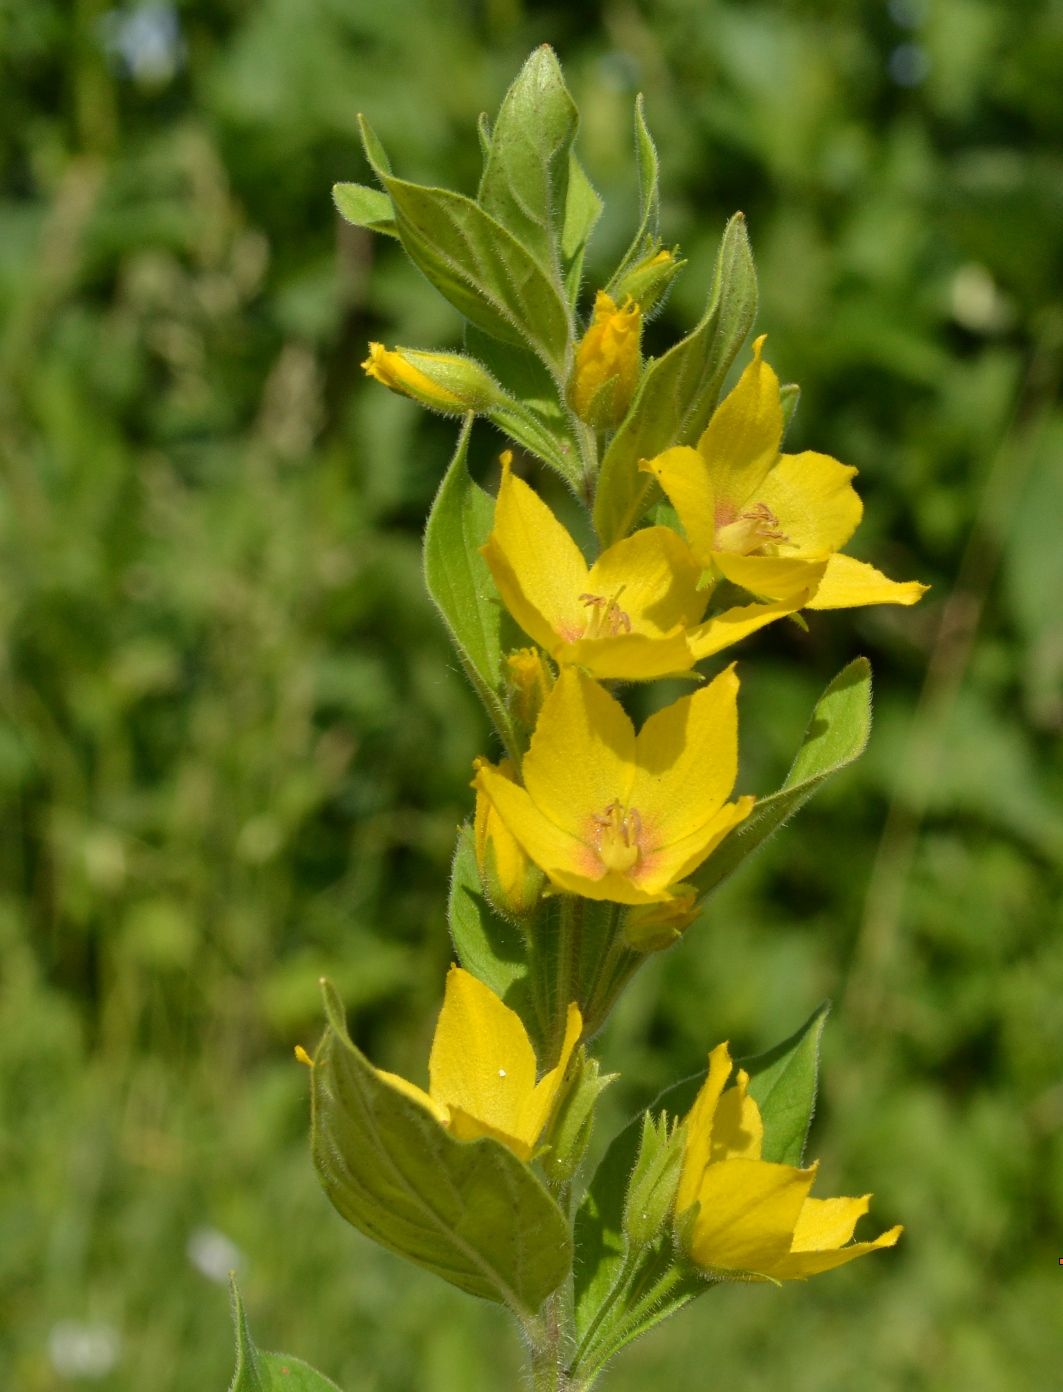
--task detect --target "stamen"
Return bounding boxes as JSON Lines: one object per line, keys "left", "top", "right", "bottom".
{"left": 578, "top": 586, "right": 632, "bottom": 638}
{"left": 591, "top": 800, "right": 643, "bottom": 874}
{"left": 715, "top": 501, "right": 790, "bottom": 555}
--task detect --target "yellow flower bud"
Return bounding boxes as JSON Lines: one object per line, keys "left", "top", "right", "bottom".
{"left": 473, "top": 758, "right": 545, "bottom": 919}
{"left": 568, "top": 292, "right": 642, "bottom": 429}
{"left": 505, "top": 647, "right": 554, "bottom": 729}
{"left": 612, "top": 246, "right": 683, "bottom": 317}
{"left": 362, "top": 343, "right": 504, "bottom": 414}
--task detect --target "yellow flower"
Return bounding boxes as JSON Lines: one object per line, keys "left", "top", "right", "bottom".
{"left": 377, "top": 965, "right": 581, "bottom": 1162}
{"left": 473, "top": 666, "right": 753, "bottom": 906}
{"left": 482, "top": 458, "right": 789, "bottom": 680}
{"left": 362, "top": 342, "right": 503, "bottom": 413}
{"left": 569, "top": 291, "right": 642, "bottom": 428}
{"left": 474, "top": 758, "right": 545, "bottom": 918}
{"left": 640, "top": 337, "right": 927, "bottom": 654}
{"left": 676, "top": 1042, "right": 902, "bottom": 1280}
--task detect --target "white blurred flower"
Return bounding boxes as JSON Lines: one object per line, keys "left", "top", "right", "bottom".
{"left": 98, "top": 5, "right": 185, "bottom": 87}
{"left": 48, "top": 1321, "right": 121, "bottom": 1380}
{"left": 186, "top": 1226, "right": 245, "bottom": 1284}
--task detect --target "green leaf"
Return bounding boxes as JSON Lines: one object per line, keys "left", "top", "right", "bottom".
{"left": 448, "top": 823, "right": 530, "bottom": 1005}
{"left": 229, "top": 1278, "right": 345, "bottom": 1392}
{"left": 311, "top": 982, "right": 572, "bottom": 1316}
{"left": 561, "top": 154, "right": 603, "bottom": 304}
{"left": 382, "top": 175, "right": 572, "bottom": 375}
{"left": 331, "top": 182, "right": 398, "bottom": 239}
{"left": 356, "top": 112, "right": 393, "bottom": 179}
{"left": 423, "top": 418, "right": 521, "bottom": 756}
{"left": 743, "top": 1000, "right": 829, "bottom": 1166}
{"left": 606, "top": 94, "right": 661, "bottom": 293}
{"left": 478, "top": 45, "right": 577, "bottom": 278}
{"left": 593, "top": 212, "right": 758, "bottom": 546}
{"left": 691, "top": 657, "right": 873, "bottom": 898}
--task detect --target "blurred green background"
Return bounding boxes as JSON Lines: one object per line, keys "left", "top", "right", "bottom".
{"left": 2, "top": 0, "right": 1061, "bottom": 1387}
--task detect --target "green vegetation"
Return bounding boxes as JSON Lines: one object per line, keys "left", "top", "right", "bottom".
{"left": 2, "top": 2, "right": 1060, "bottom": 1388}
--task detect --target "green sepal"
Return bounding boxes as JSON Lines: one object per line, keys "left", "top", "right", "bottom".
{"left": 379, "top": 174, "right": 572, "bottom": 375}
{"left": 228, "top": 1277, "right": 344, "bottom": 1392}
{"left": 622, "top": 1112, "right": 685, "bottom": 1249}
{"left": 448, "top": 823, "right": 532, "bottom": 1006}
{"left": 331, "top": 182, "right": 398, "bottom": 239}
{"left": 539, "top": 1049, "right": 615, "bottom": 1187}
{"left": 690, "top": 656, "right": 873, "bottom": 898}
{"left": 593, "top": 212, "right": 758, "bottom": 546}
{"left": 606, "top": 95, "right": 661, "bottom": 295}
{"left": 478, "top": 45, "right": 577, "bottom": 279}
{"left": 780, "top": 381, "right": 800, "bottom": 437}
{"left": 311, "top": 981, "right": 572, "bottom": 1316}
{"left": 423, "top": 418, "right": 522, "bottom": 758}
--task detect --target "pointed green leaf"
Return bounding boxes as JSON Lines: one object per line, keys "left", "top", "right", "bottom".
{"left": 332, "top": 182, "right": 398, "bottom": 239}
{"left": 382, "top": 175, "right": 572, "bottom": 375}
{"left": 593, "top": 213, "right": 757, "bottom": 546}
{"left": 477, "top": 112, "right": 492, "bottom": 160}
{"left": 448, "top": 823, "right": 530, "bottom": 1005}
{"left": 691, "top": 657, "right": 873, "bottom": 898}
{"left": 423, "top": 419, "right": 521, "bottom": 756}
{"left": 478, "top": 45, "right": 577, "bottom": 277}
{"left": 311, "top": 984, "right": 572, "bottom": 1316}
{"left": 607, "top": 94, "right": 661, "bottom": 294}
{"left": 743, "top": 1000, "right": 829, "bottom": 1166}
{"left": 356, "top": 113, "right": 393, "bottom": 179}
{"left": 562, "top": 154, "right": 603, "bottom": 304}
{"left": 229, "top": 1278, "right": 344, "bottom": 1392}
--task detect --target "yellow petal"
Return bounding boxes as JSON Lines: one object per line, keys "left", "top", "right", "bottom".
{"left": 771, "top": 1224, "right": 903, "bottom": 1279}
{"left": 566, "top": 630, "right": 698, "bottom": 682}
{"left": 805, "top": 553, "right": 929, "bottom": 610}
{"left": 482, "top": 461, "right": 591, "bottom": 652}
{"left": 686, "top": 1158, "right": 816, "bottom": 1276}
{"left": 645, "top": 796, "right": 753, "bottom": 891}
{"left": 447, "top": 1105, "right": 533, "bottom": 1160}
{"left": 756, "top": 450, "right": 862, "bottom": 557}
{"left": 696, "top": 335, "right": 783, "bottom": 512}
{"left": 473, "top": 762, "right": 601, "bottom": 890}
{"left": 520, "top": 1002, "right": 583, "bottom": 1142}
{"left": 585, "top": 526, "right": 707, "bottom": 634}
{"left": 708, "top": 1068, "right": 764, "bottom": 1163}
{"left": 521, "top": 669, "right": 636, "bottom": 843}
{"left": 428, "top": 966, "right": 538, "bottom": 1142}
{"left": 687, "top": 593, "right": 810, "bottom": 660}
{"left": 676, "top": 1043, "right": 734, "bottom": 1216}
{"left": 791, "top": 1194, "right": 871, "bottom": 1251}
{"left": 629, "top": 665, "right": 741, "bottom": 849}
{"left": 640, "top": 446, "right": 717, "bottom": 564}
{"left": 712, "top": 553, "right": 828, "bottom": 602}
{"left": 376, "top": 1069, "right": 450, "bottom": 1125}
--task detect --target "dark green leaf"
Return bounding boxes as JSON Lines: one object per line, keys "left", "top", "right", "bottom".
{"left": 743, "top": 1000, "right": 829, "bottom": 1166}
{"left": 691, "top": 657, "right": 874, "bottom": 898}
{"left": 562, "top": 154, "right": 603, "bottom": 303}
{"left": 448, "top": 824, "right": 530, "bottom": 1005}
{"left": 311, "top": 982, "right": 571, "bottom": 1315}
{"left": 593, "top": 213, "right": 758, "bottom": 545}
{"left": 229, "top": 1278, "right": 344, "bottom": 1392}
{"left": 331, "top": 182, "right": 398, "bottom": 239}
{"left": 478, "top": 45, "right": 577, "bottom": 278}
{"left": 423, "top": 418, "right": 521, "bottom": 756}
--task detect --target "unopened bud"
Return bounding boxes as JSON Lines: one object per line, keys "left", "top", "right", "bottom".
{"left": 612, "top": 246, "right": 684, "bottom": 317}
{"left": 505, "top": 647, "right": 554, "bottom": 730}
{"left": 623, "top": 885, "right": 699, "bottom": 953}
{"left": 568, "top": 291, "right": 642, "bottom": 430}
{"left": 623, "top": 1111, "right": 686, "bottom": 1248}
{"left": 362, "top": 343, "right": 505, "bottom": 414}
{"left": 539, "top": 1050, "right": 615, "bottom": 1186}
{"left": 473, "top": 758, "right": 545, "bottom": 919}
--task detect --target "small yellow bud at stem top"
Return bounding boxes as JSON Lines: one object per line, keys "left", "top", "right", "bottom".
{"left": 568, "top": 292, "right": 642, "bottom": 430}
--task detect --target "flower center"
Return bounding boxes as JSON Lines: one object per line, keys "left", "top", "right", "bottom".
{"left": 591, "top": 800, "right": 643, "bottom": 874}
{"left": 579, "top": 586, "right": 632, "bottom": 639}
{"left": 715, "top": 501, "right": 789, "bottom": 556}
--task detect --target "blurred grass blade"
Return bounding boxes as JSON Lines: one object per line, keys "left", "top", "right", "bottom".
{"left": 594, "top": 212, "right": 757, "bottom": 545}
{"left": 311, "top": 982, "right": 572, "bottom": 1315}
{"left": 229, "top": 1277, "right": 345, "bottom": 1392}
{"left": 691, "top": 656, "right": 874, "bottom": 898}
